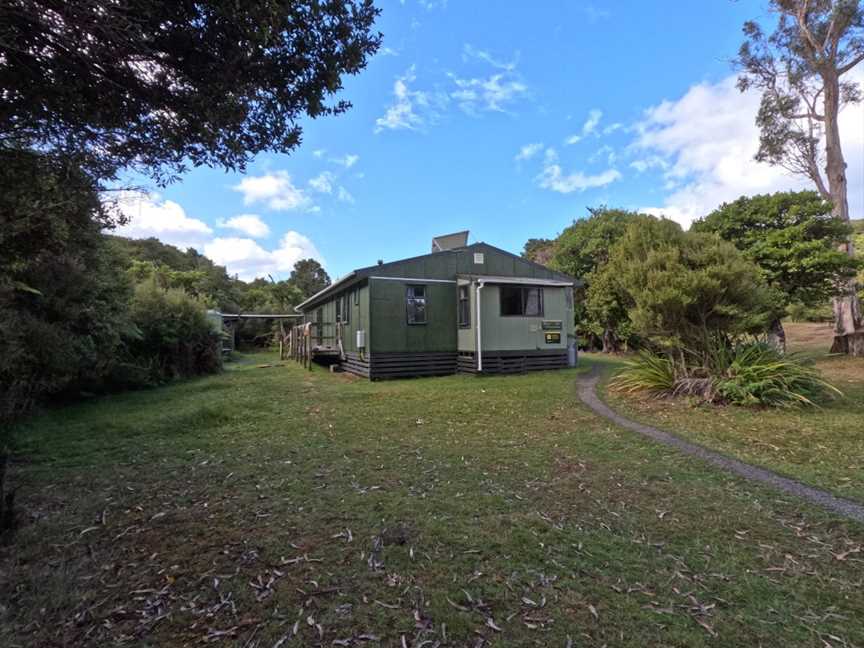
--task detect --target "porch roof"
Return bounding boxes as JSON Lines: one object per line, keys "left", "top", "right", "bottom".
{"left": 457, "top": 274, "right": 576, "bottom": 287}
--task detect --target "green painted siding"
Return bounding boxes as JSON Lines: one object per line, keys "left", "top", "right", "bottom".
{"left": 477, "top": 285, "right": 574, "bottom": 352}
{"left": 369, "top": 279, "right": 457, "bottom": 353}
{"left": 302, "top": 282, "right": 370, "bottom": 353}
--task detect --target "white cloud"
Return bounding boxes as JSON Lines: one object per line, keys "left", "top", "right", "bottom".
{"left": 450, "top": 45, "right": 527, "bottom": 115}
{"left": 232, "top": 171, "right": 313, "bottom": 211}
{"left": 632, "top": 72, "right": 864, "bottom": 228}
{"left": 515, "top": 142, "right": 544, "bottom": 161}
{"left": 204, "top": 232, "right": 324, "bottom": 281}
{"left": 112, "top": 191, "right": 213, "bottom": 249}
{"left": 308, "top": 171, "right": 335, "bottom": 194}
{"left": 332, "top": 153, "right": 359, "bottom": 168}
{"left": 111, "top": 192, "right": 323, "bottom": 281}
{"left": 537, "top": 164, "right": 622, "bottom": 194}
{"left": 589, "top": 144, "right": 616, "bottom": 165}
{"left": 375, "top": 66, "right": 433, "bottom": 132}
{"left": 450, "top": 74, "right": 527, "bottom": 114}
{"left": 582, "top": 109, "right": 603, "bottom": 136}
{"left": 582, "top": 4, "right": 611, "bottom": 22}
{"left": 219, "top": 214, "right": 270, "bottom": 238}
{"left": 337, "top": 186, "right": 355, "bottom": 204}
{"left": 462, "top": 44, "right": 517, "bottom": 72}
{"left": 312, "top": 149, "right": 326, "bottom": 159}
{"left": 629, "top": 155, "right": 669, "bottom": 173}
{"left": 565, "top": 109, "right": 607, "bottom": 144}
{"left": 419, "top": 0, "right": 447, "bottom": 10}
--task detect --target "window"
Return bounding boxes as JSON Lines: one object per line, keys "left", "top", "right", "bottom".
{"left": 458, "top": 285, "right": 470, "bottom": 327}
{"left": 335, "top": 294, "right": 350, "bottom": 324}
{"left": 406, "top": 285, "right": 427, "bottom": 324}
{"left": 500, "top": 286, "right": 544, "bottom": 317}
{"left": 354, "top": 289, "right": 359, "bottom": 306}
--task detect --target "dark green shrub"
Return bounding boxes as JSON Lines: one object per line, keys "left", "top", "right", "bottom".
{"left": 0, "top": 150, "right": 132, "bottom": 421}
{"left": 125, "top": 281, "right": 222, "bottom": 385}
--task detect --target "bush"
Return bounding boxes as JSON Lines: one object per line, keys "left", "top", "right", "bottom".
{"left": 0, "top": 150, "right": 132, "bottom": 421}
{"left": 611, "top": 342, "right": 840, "bottom": 408}
{"left": 596, "top": 218, "right": 782, "bottom": 362}
{"left": 124, "top": 281, "right": 222, "bottom": 385}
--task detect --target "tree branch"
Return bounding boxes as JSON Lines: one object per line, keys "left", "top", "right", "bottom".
{"left": 838, "top": 51, "right": 864, "bottom": 75}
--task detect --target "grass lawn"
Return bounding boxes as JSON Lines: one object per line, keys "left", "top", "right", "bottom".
{"left": 2, "top": 350, "right": 864, "bottom": 647}
{"left": 602, "top": 322, "right": 864, "bottom": 503}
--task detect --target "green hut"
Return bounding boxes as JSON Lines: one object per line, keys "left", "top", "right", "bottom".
{"left": 295, "top": 232, "right": 579, "bottom": 379}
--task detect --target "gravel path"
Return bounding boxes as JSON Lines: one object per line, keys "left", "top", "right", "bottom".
{"left": 577, "top": 370, "right": 864, "bottom": 524}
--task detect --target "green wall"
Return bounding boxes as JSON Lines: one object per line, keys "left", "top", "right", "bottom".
{"left": 304, "top": 282, "right": 370, "bottom": 353}
{"left": 369, "top": 279, "right": 457, "bottom": 353}
{"left": 475, "top": 284, "right": 574, "bottom": 352}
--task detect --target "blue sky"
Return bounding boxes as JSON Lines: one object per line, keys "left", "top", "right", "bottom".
{"left": 115, "top": 0, "right": 864, "bottom": 281}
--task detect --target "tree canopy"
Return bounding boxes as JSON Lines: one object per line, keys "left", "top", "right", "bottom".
{"left": 290, "top": 259, "right": 331, "bottom": 300}
{"left": 548, "top": 207, "right": 654, "bottom": 351}
{"left": 0, "top": 0, "right": 382, "bottom": 184}
{"left": 551, "top": 207, "right": 652, "bottom": 281}
{"left": 693, "top": 191, "right": 859, "bottom": 309}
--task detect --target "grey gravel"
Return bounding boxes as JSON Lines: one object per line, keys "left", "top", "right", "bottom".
{"left": 577, "top": 371, "right": 864, "bottom": 524}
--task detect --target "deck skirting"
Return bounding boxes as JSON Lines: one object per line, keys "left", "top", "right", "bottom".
{"left": 457, "top": 350, "right": 568, "bottom": 375}
{"left": 339, "top": 350, "right": 569, "bottom": 379}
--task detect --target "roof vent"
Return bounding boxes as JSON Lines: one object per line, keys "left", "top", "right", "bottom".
{"left": 431, "top": 230, "right": 469, "bottom": 252}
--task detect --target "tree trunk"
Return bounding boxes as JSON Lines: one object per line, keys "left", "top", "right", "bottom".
{"left": 822, "top": 70, "right": 863, "bottom": 355}
{"left": 601, "top": 328, "right": 619, "bottom": 353}
{"left": 767, "top": 317, "right": 787, "bottom": 353}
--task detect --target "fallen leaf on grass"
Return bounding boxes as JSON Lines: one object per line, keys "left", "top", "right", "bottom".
{"left": 485, "top": 618, "right": 502, "bottom": 632}
{"left": 831, "top": 546, "right": 861, "bottom": 561}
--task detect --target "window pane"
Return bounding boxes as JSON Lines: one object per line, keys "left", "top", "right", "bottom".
{"left": 458, "top": 286, "right": 470, "bottom": 327}
{"left": 500, "top": 285, "right": 523, "bottom": 316}
{"left": 407, "top": 285, "right": 427, "bottom": 324}
{"left": 524, "top": 288, "right": 542, "bottom": 316}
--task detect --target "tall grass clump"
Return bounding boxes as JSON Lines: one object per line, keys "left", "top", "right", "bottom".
{"left": 611, "top": 342, "right": 840, "bottom": 408}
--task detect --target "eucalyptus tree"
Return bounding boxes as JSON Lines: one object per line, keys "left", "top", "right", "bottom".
{"left": 736, "top": 0, "right": 864, "bottom": 354}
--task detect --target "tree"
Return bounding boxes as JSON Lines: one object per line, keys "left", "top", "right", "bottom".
{"left": 522, "top": 238, "right": 555, "bottom": 266}
{"left": 0, "top": 149, "right": 132, "bottom": 420}
{"left": 736, "top": 0, "right": 864, "bottom": 355}
{"left": 0, "top": 1, "right": 381, "bottom": 185}
{"left": 694, "top": 191, "right": 859, "bottom": 349}
{"left": 551, "top": 208, "right": 653, "bottom": 351}
{"left": 599, "top": 218, "right": 780, "bottom": 363}
{"left": 290, "top": 259, "right": 331, "bottom": 300}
